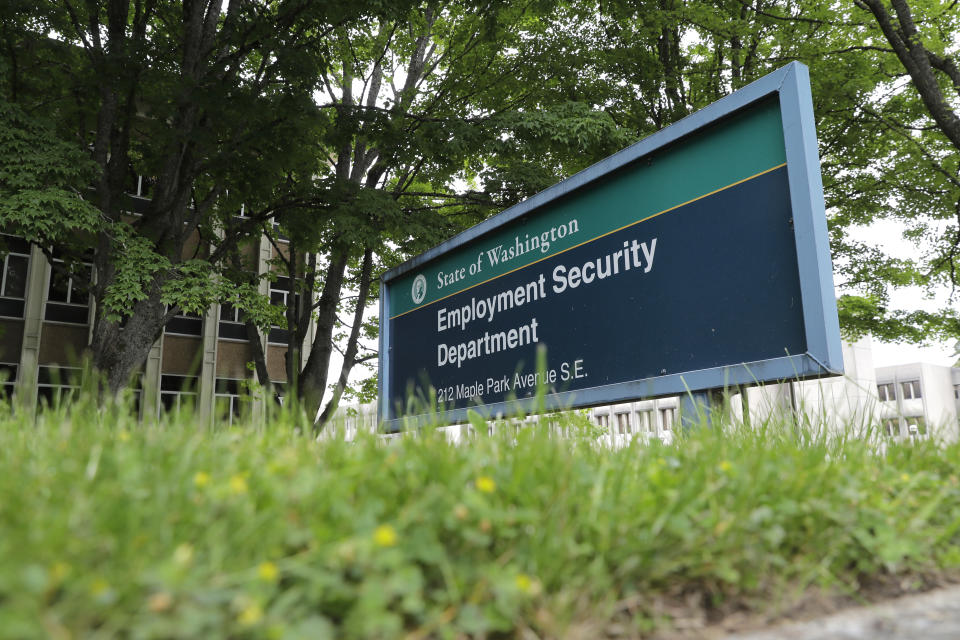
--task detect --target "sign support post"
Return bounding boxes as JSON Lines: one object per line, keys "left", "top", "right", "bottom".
{"left": 679, "top": 388, "right": 726, "bottom": 430}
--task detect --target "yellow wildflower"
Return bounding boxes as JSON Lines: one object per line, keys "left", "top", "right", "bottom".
{"left": 719, "top": 460, "right": 733, "bottom": 473}
{"left": 117, "top": 430, "right": 130, "bottom": 442}
{"left": 258, "top": 561, "right": 279, "bottom": 583}
{"left": 475, "top": 475, "right": 496, "bottom": 493}
{"left": 238, "top": 601, "right": 264, "bottom": 626}
{"left": 193, "top": 471, "right": 210, "bottom": 488}
{"left": 515, "top": 574, "right": 532, "bottom": 593}
{"left": 229, "top": 474, "right": 248, "bottom": 495}
{"left": 90, "top": 577, "right": 110, "bottom": 597}
{"left": 515, "top": 573, "right": 542, "bottom": 596}
{"left": 373, "top": 524, "right": 398, "bottom": 547}
{"left": 173, "top": 543, "right": 194, "bottom": 567}
{"left": 901, "top": 473, "right": 911, "bottom": 482}
{"left": 50, "top": 562, "right": 70, "bottom": 583}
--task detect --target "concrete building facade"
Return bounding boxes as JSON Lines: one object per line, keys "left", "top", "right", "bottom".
{"left": 874, "top": 362, "right": 960, "bottom": 442}
{"left": 0, "top": 187, "right": 304, "bottom": 423}
{"left": 589, "top": 338, "right": 960, "bottom": 444}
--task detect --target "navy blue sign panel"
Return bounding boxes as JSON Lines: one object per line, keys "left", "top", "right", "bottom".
{"left": 380, "top": 63, "right": 843, "bottom": 428}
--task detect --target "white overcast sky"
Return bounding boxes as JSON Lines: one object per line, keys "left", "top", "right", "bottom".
{"left": 845, "top": 219, "right": 957, "bottom": 367}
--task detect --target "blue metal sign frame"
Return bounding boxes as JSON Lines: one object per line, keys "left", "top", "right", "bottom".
{"left": 378, "top": 62, "right": 842, "bottom": 429}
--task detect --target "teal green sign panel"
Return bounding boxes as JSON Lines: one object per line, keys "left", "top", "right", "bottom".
{"left": 379, "top": 63, "right": 843, "bottom": 428}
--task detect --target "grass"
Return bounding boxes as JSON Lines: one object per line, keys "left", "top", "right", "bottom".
{"left": 0, "top": 396, "right": 959, "bottom": 638}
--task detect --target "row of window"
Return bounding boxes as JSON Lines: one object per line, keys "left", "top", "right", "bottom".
{"left": 10, "top": 368, "right": 280, "bottom": 422}
{"left": 877, "top": 380, "right": 922, "bottom": 402}
{"left": 882, "top": 417, "right": 928, "bottom": 437}
{"left": 125, "top": 176, "right": 290, "bottom": 246}
{"left": 595, "top": 407, "right": 676, "bottom": 434}
{"left": 0, "top": 235, "right": 30, "bottom": 319}
{"left": 1, "top": 237, "right": 293, "bottom": 345}
{"left": 0, "top": 363, "right": 16, "bottom": 399}
{"left": 1, "top": 237, "right": 93, "bottom": 324}
{"left": 161, "top": 375, "right": 285, "bottom": 425}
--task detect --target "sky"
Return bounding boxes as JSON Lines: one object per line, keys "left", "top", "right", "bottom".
{"left": 871, "top": 339, "right": 955, "bottom": 367}
{"left": 846, "top": 219, "right": 957, "bottom": 368}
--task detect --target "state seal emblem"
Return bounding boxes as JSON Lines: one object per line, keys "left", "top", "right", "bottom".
{"left": 412, "top": 274, "right": 427, "bottom": 305}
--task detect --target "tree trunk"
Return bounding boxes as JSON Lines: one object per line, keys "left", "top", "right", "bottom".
{"left": 244, "top": 318, "right": 278, "bottom": 403}
{"left": 317, "top": 246, "right": 374, "bottom": 429}
{"left": 297, "top": 248, "right": 350, "bottom": 419}
{"left": 90, "top": 286, "right": 168, "bottom": 394}
{"left": 857, "top": 0, "right": 960, "bottom": 152}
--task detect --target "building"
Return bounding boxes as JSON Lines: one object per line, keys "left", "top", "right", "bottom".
{"left": 0, "top": 180, "right": 306, "bottom": 422}
{"left": 588, "top": 338, "right": 960, "bottom": 444}
{"left": 874, "top": 362, "right": 960, "bottom": 441}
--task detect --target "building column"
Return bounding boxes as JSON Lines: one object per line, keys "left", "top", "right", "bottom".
{"left": 15, "top": 246, "right": 49, "bottom": 413}
{"left": 198, "top": 305, "right": 218, "bottom": 425}
{"left": 249, "top": 233, "right": 275, "bottom": 422}
{"left": 893, "top": 373, "right": 907, "bottom": 439}
{"left": 141, "top": 335, "right": 163, "bottom": 420}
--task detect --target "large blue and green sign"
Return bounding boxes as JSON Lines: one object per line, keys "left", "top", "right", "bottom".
{"left": 379, "top": 62, "right": 842, "bottom": 427}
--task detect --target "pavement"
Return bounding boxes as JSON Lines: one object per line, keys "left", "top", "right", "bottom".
{"left": 725, "top": 585, "right": 960, "bottom": 640}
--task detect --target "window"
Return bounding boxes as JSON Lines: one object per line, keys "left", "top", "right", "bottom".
{"left": 270, "top": 276, "right": 290, "bottom": 308}
{"left": 37, "top": 366, "right": 81, "bottom": 407}
{"left": 901, "top": 380, "right": 922, "bottom": 400}
{"left": 215, "top": 378, "right": 246, "bottom": 425}
{"left": 877, "top": 383, "right": 896, "bottom": 402}
{"left": 268, "top": 277, "right": 295, "bottom": 345}
{"left": 0, "top": 363, "right": 16, "bottom": 399}
{"left": 660, "top": 408, "right": 675, "bottom": 431}
{"left": 270, "top": 381, "right": 287, "bottom": 406}
{"left": 159, "top": 375, "right": 198, "bottom": 415}
{"left": 883, "top": 419, "right": 898, "bottom": 437}
{"left": 595, "top": 412, "right": 609, "bottom": 429}
{"left": 905, "top": 416, "right": 927, "bottom": 436}
{"left": 125, "top": 170, "right": 155, "bottom": 199}
{"left": 218, "top": 302, "right": 247, "bottom": 341}
{"left": 547, "top": 419, "right": 568, "bottom": 438}
{"left": 45, "top": 255, "right": 91, "bottom": 324}
{"left": 954, "top": 385, "right": 960, "bottom": 400}
{"left": 0, "top": 234, "right": 29, "bottom": 318}
{"left": 270, "top": 218, "right": 289, "bottom": 243}
{"left": 165, "top": 309, "right": 203, "bottom": 337}
{"left": 615, "top": 412, "right": 632, "bottom": 435}
{"left": 636, "top": 409, "right": 654, "bottom": 434}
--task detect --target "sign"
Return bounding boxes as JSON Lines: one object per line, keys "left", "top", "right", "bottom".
{"left": 379, "top": 62, "right": 842, "bottom": 428}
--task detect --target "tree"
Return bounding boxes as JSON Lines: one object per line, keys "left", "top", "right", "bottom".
{"left": 255, "top": 0, "right": 633, "bottom": 425}
{"left": 0, "top": 100, "right": 102, "bottom": 247}
{"left": 585, "top": 0, "right": 960, "bottom": 345}
{"left": 709, "top": 0, "right": 960, "bottom": 344}
{"left": 0, "top": 0, "right": 405, "bottom": 395}
{"left": 837, "top": 0, "right": 960, "bottom": 340}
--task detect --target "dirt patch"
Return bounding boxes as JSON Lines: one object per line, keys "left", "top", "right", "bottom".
{"left": 585, "top": 570, "right": 960, "bottom": 639}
